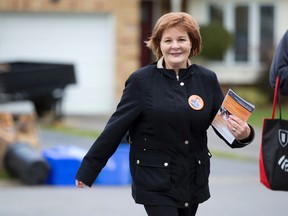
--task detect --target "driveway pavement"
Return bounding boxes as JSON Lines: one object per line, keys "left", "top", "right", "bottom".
{"left": 0, "top": 115, "right": 287, "bottom": 216}
{"left": 1, "top": 156, "right": 286, "bottom": 216}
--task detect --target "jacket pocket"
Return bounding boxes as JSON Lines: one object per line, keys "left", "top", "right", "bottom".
{"left": 134, "top": 151, "right": 171, "bottom": 191}
{"left": 195, "top": 150, "right": 212, "bottom": 187}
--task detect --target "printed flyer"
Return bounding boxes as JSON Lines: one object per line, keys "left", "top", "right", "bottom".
{"left": 211, "top": 89, "right": 255, "bottom": 144}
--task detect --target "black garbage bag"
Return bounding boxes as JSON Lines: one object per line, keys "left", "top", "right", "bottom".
{"left": 4, "top": 142, "right": 50, "bottom": 185}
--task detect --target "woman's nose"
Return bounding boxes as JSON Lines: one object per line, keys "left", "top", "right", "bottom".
{"left": 171, "top": 40, "right": 180, "bottom": 48}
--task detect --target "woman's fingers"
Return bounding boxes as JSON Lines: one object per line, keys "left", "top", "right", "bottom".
{"left": 75, "top": 179, "right": 86, "bottom": 188}
{"left": 227, "top": 115, "right": 250, "bottom": 140}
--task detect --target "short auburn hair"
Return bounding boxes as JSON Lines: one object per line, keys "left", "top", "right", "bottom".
{"left": 145, "top": 12, "right": 202, "bottom": 60}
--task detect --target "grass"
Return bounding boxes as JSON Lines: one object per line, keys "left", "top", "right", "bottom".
{"left": 40, "top": 123, "right": 100, "bottom": 139}
{"left": 248, "top": 105, "right": 288, "bottom": 127}
{"left": 0, "top": 169, "right": 10, "bottom": 179}
{"left": 210, "top": 149, "right": 257, "bottom": 163}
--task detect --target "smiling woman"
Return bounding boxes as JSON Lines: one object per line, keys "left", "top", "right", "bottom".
{"left": 75, "top": 12, "right": 255, "bottom": 216}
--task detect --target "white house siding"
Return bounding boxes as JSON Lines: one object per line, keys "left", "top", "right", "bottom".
{"left": 0, "top": 12, "right": 114, "bottom": 115}
{"left": 275, "top": 1, "right": 288, "bottom": 43}
{"left": 188, "top": 0, "right": 287, "bottom": 85}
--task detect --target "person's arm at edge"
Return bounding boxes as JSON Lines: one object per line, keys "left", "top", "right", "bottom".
{"left": 270, "top": 30, "right": 288, "bottom": 95}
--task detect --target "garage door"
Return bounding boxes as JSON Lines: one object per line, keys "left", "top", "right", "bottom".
{"left": 0, "top": 12, "right": 114, "bottom": 115}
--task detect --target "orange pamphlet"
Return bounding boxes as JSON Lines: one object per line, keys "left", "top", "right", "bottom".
{"left": 211, "top": 89, "right": 255, "bottom": 144}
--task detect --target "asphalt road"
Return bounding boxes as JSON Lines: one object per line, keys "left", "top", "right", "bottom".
{"left": 0, "top": 123, "right": 287, "bottom": 216}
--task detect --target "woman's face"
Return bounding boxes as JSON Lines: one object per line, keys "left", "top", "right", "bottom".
{"left": 160, "top": 27, "right": 192, "bottom": 70}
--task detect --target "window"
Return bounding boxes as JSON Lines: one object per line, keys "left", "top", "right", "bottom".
{"left": 207, "top": 3, "right": 274, "bottom": 65}
{"left": 209, "top": 4, "right": 223, "bottom": 24}
{"left": 234, "top": 6, "right": 249, "bottom": 62}
{"left": 260, "top": 6, "right": 274, "bottom": 62}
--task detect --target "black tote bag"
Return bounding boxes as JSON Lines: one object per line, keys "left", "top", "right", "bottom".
{"left": 259, "top": 76, "right": 288, "bottom": 191}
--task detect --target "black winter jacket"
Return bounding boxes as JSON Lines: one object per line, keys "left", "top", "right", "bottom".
{"left": 75, "top": 62, "right": 254, "bottom": 208}
{"left": 270, "top": 30, "right": 288, "bottom": 95}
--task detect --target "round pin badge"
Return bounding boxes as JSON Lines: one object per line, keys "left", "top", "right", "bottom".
{"left": 188, "top": 95, "right": 204, "bottom": 110}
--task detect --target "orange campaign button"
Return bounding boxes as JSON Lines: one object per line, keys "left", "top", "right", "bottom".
{"left": 188, "top": 95, "right": 204, "bottom": 110}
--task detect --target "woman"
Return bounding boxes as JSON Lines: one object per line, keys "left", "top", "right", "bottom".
{"left": 75, "top": 12, "right": 254, "bottom": 216}
{"left": 270, "top": 30, "right": 288, "bottom": 95}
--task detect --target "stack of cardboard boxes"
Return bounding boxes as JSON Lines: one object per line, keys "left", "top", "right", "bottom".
{"left": 0, "top": 112, "right": 40, "bottom": 170}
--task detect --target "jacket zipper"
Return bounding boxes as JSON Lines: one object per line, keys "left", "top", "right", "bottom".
{"left": 176, "top": 75, "right": 179, "bottom": 81}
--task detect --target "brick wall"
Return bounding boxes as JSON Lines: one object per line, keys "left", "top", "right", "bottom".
{"left": 0, "top": 0, "right": 141, "bottom": 99}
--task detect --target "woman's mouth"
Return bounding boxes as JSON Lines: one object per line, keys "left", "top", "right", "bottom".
{"left": 171, "top": 53, "right": 182, "bottom": 57}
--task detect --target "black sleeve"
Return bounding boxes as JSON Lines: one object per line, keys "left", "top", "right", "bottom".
{"left": 270, "top": 30, "right": 288, "bottom": 95}
{"left": 212, "top": 124, "right": 255, "bottom": 149}
{"left": 210, "top": 71, "right": 225, "bottom": 123}
{"left": 75, "top": 73, "right": 142, "bottom": 187}
{"left": 209, "top": 72, "right": 255, "bottom": 148}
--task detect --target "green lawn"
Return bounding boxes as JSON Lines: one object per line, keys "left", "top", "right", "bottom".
{"left": 248, "top": 105, "right": 288, "bottom": 127}
{"left": 40, "top": 124, "right": 100, "bottom": 139}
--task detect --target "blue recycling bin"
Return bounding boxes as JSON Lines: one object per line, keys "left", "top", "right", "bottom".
{"left": 42, "top": 145, "right": 86, "bottom": 185}
{"left": 95, "top": 144, "right": 131, "bottom": 185}
{"left": 42, "top": 144, "right": 131, "bottom": 186}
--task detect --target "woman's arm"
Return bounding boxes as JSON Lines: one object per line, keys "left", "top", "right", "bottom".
{"left": 75, "top": 73, "right": 143, "bottom": 187}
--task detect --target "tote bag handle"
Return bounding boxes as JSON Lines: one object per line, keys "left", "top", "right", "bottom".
{"left": 272, "top": 76, "right": 281, "bottom": 119}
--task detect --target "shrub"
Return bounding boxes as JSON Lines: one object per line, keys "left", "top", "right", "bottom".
{"left": 199, "top": 22, "right": 233, "bottom": 60}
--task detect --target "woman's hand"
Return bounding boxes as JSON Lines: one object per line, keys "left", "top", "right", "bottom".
{"left": 75, "top": 179, "right": 86, "bottom": 188}
{"left": 226, "top": 115, "right": 251, "bottom": 141}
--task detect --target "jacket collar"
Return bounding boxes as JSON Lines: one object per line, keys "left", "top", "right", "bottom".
{"left": 157, "top": 56, "right": 192, "bottom": 69}
{"left": 157, "top": 57, "right": 193, "bottom": 80}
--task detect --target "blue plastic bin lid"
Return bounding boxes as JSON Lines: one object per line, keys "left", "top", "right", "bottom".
{"left": 42, "top": 145, "right": 87, "bottom": 160}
